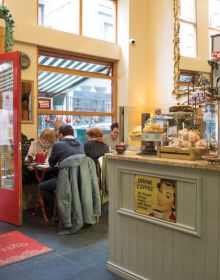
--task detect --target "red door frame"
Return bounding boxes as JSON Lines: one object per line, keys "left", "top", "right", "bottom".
{"left": 0, "top": 51, "right": 22, "bottom": 225}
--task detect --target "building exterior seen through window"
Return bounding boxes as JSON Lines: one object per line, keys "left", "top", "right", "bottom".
{"left": 38, "top": 0, "right": 116, "bottom": 43}
{"left": 37, "top": 50, "right": 116, "bottom": 142}
{"left": 209, "top": 0, "right": 220, "bottom": 56}
{"left": 179, "top": 0, "right": 197, "bottom": 58}
{"left": 179, "top": 0, "right": 220, "bottom": 59}
{"left": 82, "top": 0, "right": 115, "bottom": 42}
{"left": 209, "top": 0, "right": 220, "bottom": 29}
{"left": 38, "top": 114, "right": 112, "bottom": 143}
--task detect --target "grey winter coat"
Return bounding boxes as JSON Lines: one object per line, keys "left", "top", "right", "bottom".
{"left": 57, "top": 154, "right": 101, "bottom": 235}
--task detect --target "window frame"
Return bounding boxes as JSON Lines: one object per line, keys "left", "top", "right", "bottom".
{"left": 179, "top": 0, "right": 197, "bottom": 58}
{"left": 37, "top": 48, "right": 118, "bottom": 130}
{"left": 209, "top": 0, "right": 220, "bottom": 57}
{"left": 38, "top": 0, "right": 117, "bottom": 43}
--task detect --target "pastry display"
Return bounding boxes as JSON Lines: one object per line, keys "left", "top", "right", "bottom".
{"left": 169, "top": 105, "right": 194, "bottom": 113}
{"left": 143, "top": 119, "right": 163, "bottom": 133}
{"left": 187, "top": 129, "right": 200, "bottom": 143}
{"left": 195, "top": 139, "right": 208, "bottom": 149}
{"left": 169, "top": 127, "right": 207, "bottom": 149}
{"left": 143, "top": 124, "right": 163, "bottom": 133}
{"left": 178, "top": 128, "right": 188, "bottom": 140}
{"left": 131, "top": 125, "right": 141, "bottom": 137}
{"left": 169, "top": 138, "right": 192, "bottom": 148}
{"left": 130, "top": 125, "right": 142, "bottom": 141}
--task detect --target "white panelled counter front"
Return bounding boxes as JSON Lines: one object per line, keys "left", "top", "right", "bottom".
{"left": 106, "top": 151, "right": 220, "bottom": 280}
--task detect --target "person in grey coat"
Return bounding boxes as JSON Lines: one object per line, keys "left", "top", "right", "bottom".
{"left": 57, "top": 154, "right": 101, "bottom": 235}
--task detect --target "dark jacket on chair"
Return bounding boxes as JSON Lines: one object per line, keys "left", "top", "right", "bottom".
{"left": 49, "top": 137, "right": 84, "bottom": 167}
{"left": 57, "top": 154, "right": 101, "bottom": 235}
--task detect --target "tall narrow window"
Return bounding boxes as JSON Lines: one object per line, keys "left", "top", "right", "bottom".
{"left": 179, "top": 0, "right": 197, "bottom": 58}
{"left": 82, "top": 0, "right": 116, "bottom": 42}
{"left": 38, "top": 3, "right": 44, "bottom": 25}
{"left": 209, "top": 0, "right": 220, "bottom": 56}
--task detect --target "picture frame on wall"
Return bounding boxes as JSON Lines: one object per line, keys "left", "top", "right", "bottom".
{"left": 38, "top": 97, "right": 53, "bottom": 110}
{"left": 21, "top": 80, "right": 34, "bottom": 124}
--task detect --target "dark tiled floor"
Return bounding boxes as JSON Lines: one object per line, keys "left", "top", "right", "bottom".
{"left": 0, "top": 206, "right": 123, "bottom": 280}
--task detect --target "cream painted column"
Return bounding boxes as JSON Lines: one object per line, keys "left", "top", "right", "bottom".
{"left": 146, "top": 0, "right": 175, "bottom": 111}
{"left": 117, "top": 0, "right": 129, "bottom": 108}
{"left": 118, "top": 0, "right": 175, "bottom": 112}
{"left": 117, "top": 0, "right": 175, "bottom": 144}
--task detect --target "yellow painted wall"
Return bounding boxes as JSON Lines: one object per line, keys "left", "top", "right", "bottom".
{"left": 146, "top": 0, "right": 175, "bottom": 112}
{"left": 3, "top": 0, "right": 212, "bottom": 141}
{"left": 119, "top": 0, "right": 175, "bottom": 113}
{"left": 5, "top": 0, "right": 120, "bottom": 138}
{"left": 119, "top": 0, "right": 175, "bottom": 144}
{"left": 117, "top": 0, "right": 129, "bottom": 107}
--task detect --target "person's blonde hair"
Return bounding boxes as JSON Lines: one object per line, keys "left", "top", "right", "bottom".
{"left": 41, "top": 128, "right": 56, "bottom": 144}
{"left": 86, "top": 127, "right": 103, "bottom": 138}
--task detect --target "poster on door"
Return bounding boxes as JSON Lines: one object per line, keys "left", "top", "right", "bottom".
{"left": 134, "top": 175, "right": 176, "bottom": 223}
{"left": 0, "top": 109, "right": 9, "bottom": 145}
{"left": 2, "top": 91, "right": 13, "bottom": 111}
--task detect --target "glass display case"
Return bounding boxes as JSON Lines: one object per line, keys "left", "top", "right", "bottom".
{"left": 123, "top": 106, "right": 170, "bottom": 153}
{"left": 123, "top": 103, "right": 218, "bottom": 158}
{"left": 202, "top": 103, "right": 217, "bottom": 152}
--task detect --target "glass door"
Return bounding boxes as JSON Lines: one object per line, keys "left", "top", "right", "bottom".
{"left": 0, "top": 51, "right": 22, "bottom": 225}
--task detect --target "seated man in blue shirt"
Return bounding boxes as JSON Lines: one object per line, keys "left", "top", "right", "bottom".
{"left": 39, "top": 124, "right": 84, "bottom": 213}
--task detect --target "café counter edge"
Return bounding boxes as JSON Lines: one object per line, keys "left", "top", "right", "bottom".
{"left": 105, "top": 151, "right": 220, "bottom": 280}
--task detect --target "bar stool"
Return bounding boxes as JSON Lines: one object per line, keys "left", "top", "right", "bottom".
{"left": 32, "top": 165, "right": 48, "bottom": 222}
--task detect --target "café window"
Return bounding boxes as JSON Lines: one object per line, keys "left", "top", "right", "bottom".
{"left": 38, "top": 0, "right": 116, "bottom": 43}
{"left": 179, "top": 0, "right": 197, "bottom": 58}
{"left": 209, "top": 0, "right": 220, "bottom": 56}
{"left": 82, "top": 0, "right": 116, "bottom": 42}
{"left": 37, "top": 49, "right": 117, "bottom": 142}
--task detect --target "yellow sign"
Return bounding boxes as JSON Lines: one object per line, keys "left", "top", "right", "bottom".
{"left": 134, "top": 175, "right": 160, "bottom": 215}
{"left": 134, "top": 175, "right": 177, "bottom": 222}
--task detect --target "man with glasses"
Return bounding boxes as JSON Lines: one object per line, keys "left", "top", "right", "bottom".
{"left": 103, "top": 122, "right": 120, "bottom": 151}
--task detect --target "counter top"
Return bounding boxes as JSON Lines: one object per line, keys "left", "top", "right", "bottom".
{"left": 106, "top": 151, "right": 220, "bottom": 172}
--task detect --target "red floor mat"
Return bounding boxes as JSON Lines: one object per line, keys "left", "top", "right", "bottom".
{"left": 0, "top": 230, "right": 53, "bottom": 267}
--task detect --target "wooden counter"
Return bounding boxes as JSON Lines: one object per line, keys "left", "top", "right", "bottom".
{"left": 106, "top": 151, "right": 220, "bottom": 171}
{"left": 106, "top": 151, "right": 220, "bottom": 280}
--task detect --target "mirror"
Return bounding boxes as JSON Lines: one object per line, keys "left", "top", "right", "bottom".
{"left": 21, "top": 80, "right": 34, "bottom": 123}
{"left": 178, "top": 70, "right": 211, "bottom": 95}
{"left": 173, "top": 0, "right": 212, "bottom": 99}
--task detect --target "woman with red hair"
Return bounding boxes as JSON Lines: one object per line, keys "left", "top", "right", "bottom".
{"left": 84, "top": 127, "right": 110, "bottom": 164}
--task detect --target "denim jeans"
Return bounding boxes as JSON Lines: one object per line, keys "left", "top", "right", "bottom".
{"left": 39, "top": 177, "right": 57, "bottom": 203}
